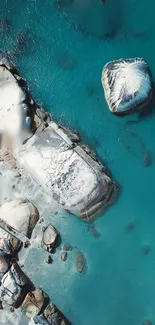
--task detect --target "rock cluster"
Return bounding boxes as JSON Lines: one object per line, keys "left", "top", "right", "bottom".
{"left": 0, "top": 198, "right": 70, "bottom": 324}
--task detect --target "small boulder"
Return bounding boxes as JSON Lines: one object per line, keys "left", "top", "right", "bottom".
{"left": 62, "top": 243, "right": 72, "bottom": 251}
{"left": 45, "top": 255, "right": 53, "bottom": 264}
{"left": 41, "top": 225, "right": 59, "bottom": 253}
{"left": 101, "top": 58, "right": 152, "bottom": 115}
{"left": 75, "top": 251, "right": 87, "bottom": 274}
{"left": 0, "top": 198, "right": 39, "bottom": 239}
{"left": 21, "top": 288, "right": 49, "bottom": 318}
{"left": 61, "top": 252, "right": 67, "bottom": 262}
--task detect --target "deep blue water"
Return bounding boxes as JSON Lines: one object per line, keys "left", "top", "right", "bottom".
{"left": 1, "top": 1, "right": 155, "bottom": 324}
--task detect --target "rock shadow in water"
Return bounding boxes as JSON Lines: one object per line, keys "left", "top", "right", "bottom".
{"left": 55, "top": 0, "right": 123, "bottom": 40}
{"left": 13, "top": 29, "right": 37, "bottom": 58}
{"left": 54, "top": 51, "right": 77, "bottom": 70}
{"left": 0, "top": 19, "right": 11, "bottom": 34}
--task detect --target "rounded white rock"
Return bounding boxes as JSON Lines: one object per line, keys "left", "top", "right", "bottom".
{"left": 0, "top": 198, "right": 39, "bottom": 239}
{"left": 101, "top": 58, "right": 153, "bottom": 115}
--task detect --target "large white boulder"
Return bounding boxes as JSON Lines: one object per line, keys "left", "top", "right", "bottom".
{"left": 101, "top": 58, "right": 153, "bottom": 115}
{"left": 0, "top": 198, "right": 39, "bottom": 239}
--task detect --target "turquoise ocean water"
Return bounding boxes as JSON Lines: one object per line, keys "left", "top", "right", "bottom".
{"left": 1, "top": 1, "right": 155, "bottom": 324}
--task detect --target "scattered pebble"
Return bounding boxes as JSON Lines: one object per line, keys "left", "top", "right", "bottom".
{"left": 45, "top": 255, "right": 53, "bottom": 264}
{"left": 61, "top": 252, "right": 67, "bottom": 262}
{"left": 62, "top": 243, "right": 72, "bottom": 251}
{"left": 75, "top": 251, "right": 87, "bottom": 274}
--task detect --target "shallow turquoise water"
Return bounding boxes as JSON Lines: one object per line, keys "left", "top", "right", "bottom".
{"left": 1, "top": 1, "right": 155, "bottom": 324}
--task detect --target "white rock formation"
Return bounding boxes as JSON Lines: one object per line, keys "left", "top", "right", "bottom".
{"left": 0, "top": 58, "right": 32, "bottom": 150}
{"left": 0, "top": 198, "right": 39, "bottom": 239}
{"left": 101, "top": 58, "right": 152, "bottom": 115}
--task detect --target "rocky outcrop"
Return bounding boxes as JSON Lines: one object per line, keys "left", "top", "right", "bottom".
{"left": 0, "top": 202, "right": 70, "bottom": 324}
{"left": 0, "top": 57, "right": 118, "bottom": 221}
{"left": 101, "top": 58, "right": 153, "bottom": 115}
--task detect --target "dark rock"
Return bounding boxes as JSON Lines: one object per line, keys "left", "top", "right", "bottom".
{"left": 24, "top": 241, "right": 31, "bottom": 249}
{"left": 0, "top": 19, "right": 11, "bottom": 33}
{"left": 45, "top": 255, "right": 53, "bottom": 264}
{"left": 61, "top": 252, "right": 67, "bottom": 262}
{"left": 10, "top": 306, "right": 15, "bottom": 313}
{"left": 126, "top": 221, "right": 136, "bottom": 231}
{"left": 142, "top": 244, "right": 151, "bottom": 255}
{"left": 143, "top": 321, "right": 152, "bottom": 325}
{"left": 75, "top": 251, "right": 87, "bottom": 274}
{"left": 88, "top": 223, "right": 101, "bottom": 237}
{"left": 143, "top": 152, "right": 153, "bottom": 167}
{"left": 55, "top": 51, "right": 76, "bottom": 70}
{"left": 62, "top": 243, "right": 72, "bottom": 251}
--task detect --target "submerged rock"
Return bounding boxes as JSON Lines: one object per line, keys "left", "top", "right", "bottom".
{"left": 88, "top": 223, "right": 101, "bottom": 237}
{"left": 61, "top": 251, "right": 67, "bottom": 262}
{"left": 143, "top": 152, "right": 153, "bottom": 167}
{"left": 101, "top": 58, "right": 153, "bottom": 115}
{"left": 0, "top": 198, "right": 39, "bottom": 239}
{"left": 41, "top": 224, "right": 59, "bottom": 252}
{"left": 142, "top": 244, "right": 151, "bottom": 255}
{"left": 143, "top": 321, "right": 152, "bottom": 325}
{"left": 75, "top": 251, "right": 87, "bottom": 274}
{"left": 55, "top": 51, "right": 76, "bottom": 70}
{"left": 0, "top": 19, "right": 11, "bottom": 33}
{"left": 62, "top": 243, "right": 72, "bottom": 251}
